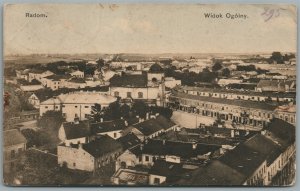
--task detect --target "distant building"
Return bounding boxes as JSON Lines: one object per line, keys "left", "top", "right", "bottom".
{"left": 70, "top": 70, "right": 84, "bottom": 78}
{"left": 256, "top": 79, "right": 296, "bottom": 92}
{"left": 28, "top": 91, "right": 53, "bottom": 109}
{"left": 28, "top": 69, "right": 54, "bottom": 82}
{"left": 218, "top": 78, "right": 243, "bottom": 87}
{"left": 274, "top": 104, "right": 296, "bottom": 125}
{"left": 18, "top": 79, "right": 44, "bottom": 92}
{"left": 3, "top": 129, "right": 27, "bottom": 173}
{"left": 40, "top": 92, "right": 117, "bottom": 122}
{"left": 57, "top": 135, "right": 123, "bottom": 172}
{"left": 168, "top": 90, "right": 277, "bottom": 129}
{"left": 16, "top": 69, "right": 30, "bottom": 80}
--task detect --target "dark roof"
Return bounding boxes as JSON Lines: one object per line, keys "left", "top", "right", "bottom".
{"left": 32, "top": 90, "right": 54, "bottom": 102}
{"left": 175, "top": 160, "right": 246, "bottom": 186}
{"left": 219, "top": 133, "right": 284, "bottom": 177}
{"left": 4, "top": 129, "right": 27, "bottom": 147}
{"left": 129, "top": 139, "right": 220, "bottom": 159}
{"left": 117, "top": 133, "right": 141, "bottom": 150}
{"left": 149, "top": 160, "right": 185, "bottom": 183}
{"left": 68, "top": 77, "right": 86, "bottom": 83}
{"left": 132, "top": 116, "right": 175, "bottom": 136}
{"left": 149, "top": 63, "right": 164, "bottom": 73}
{"left": 90, "top": 119, "right": 127, "bottom": 134}
{"left": 171, "top": 91, "right": 277, "bottom": 111}
{"left": 29, "top": 69, "right": 48, "bottom": 74}
{"left": 17, "top": 79, "right": 41, "bottom": 86}
{"left": 45, "top": 74, "right": 71, "bottom": 81}
{"left": 82, "top": 135, "right": 122, "bottom": 157}
{"left": 265, "top": 118, "right": 295, "bottom": 149}
{"left": 62, "top": 121, "right": 90, "bottom": 140}
{"left": 110, "top": 73, "right": 148, "bottom": 87}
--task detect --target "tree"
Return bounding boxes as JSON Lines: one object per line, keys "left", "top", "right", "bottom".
{"left": 222, "top": 68, "right": 231, "bottom": 77}
{"left": 132, "top": 101, "right": 149, "bottom": 118}
{"left": 212, "top": 61, "right": 223, "bottom": 72}
{"left": 89, "top": 103, "right": 103, "bottom": 122}
{"left": 104, "top": 101, "right": 121, "bottom": 120}
{"left": 120, "top": 104, "right": 131, "bottom": 118}
{"left": 270, "top": 52, "right": 284, "bottom": 64}
{"left": 96, "top": 58, "right": 105, "bottom": 69}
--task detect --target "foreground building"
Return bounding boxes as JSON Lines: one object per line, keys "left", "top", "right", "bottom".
{"left": 57, "top": 135, "right": 123, "bottom": 172}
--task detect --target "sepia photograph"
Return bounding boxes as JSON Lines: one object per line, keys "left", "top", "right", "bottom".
{"left": 2, "top": 4, "right": 296, "bottom": 187}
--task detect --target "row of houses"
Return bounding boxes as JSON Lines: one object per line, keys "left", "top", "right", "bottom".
{"left": 179, "top": 85, "right": 295, "bottom": 103}
{"left": 175, "top": 118, "right": 295, "bottom": 186}
{"left": 167, "top": 90, "right": 296, "bottom": 127}
{"left": 57, "top": 115, "right": 179, "bottom": 172}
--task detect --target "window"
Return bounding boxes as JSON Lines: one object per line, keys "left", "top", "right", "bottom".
{"left": 11, "top": 150, "right": 16, "bottom": 159}
{"left": 114, "top": 91, "right": 119, "bottom": 97}
{"left": 55, "top": 106, "right": 59, "bottom": 109}
{"left": 45, "top": 106, "right": 48, "bottom": 109}
{"left": 127, "top": 92, "right": 132, "bottom": 98}
{"left": 85, "top": 106, "right": 89, "bottom": 108}
{"left": 62, "top": 113, "right": 66, "bottom": 117}
{"left": 154, "top": 177, "right": 160, "bottom": 184}
{"left": 18, "top": 148, "right": 22, "bottom": 153}
{"left": 138, "top": 92, "right": 143, "bottom": 98}
{"left": 114, "top": 132, "right": 117, "bottom": 138}
{"left": 85, "top": 114, "right": 89, "bottom": 118}
{"left": 73, "top": 163, "right": 76, "bottom": 167}
{"left": 145, "top": 156, "right": 149, "bottom": 162}
{"left": 75, "top": 106, "right": 78, "bottom": 108}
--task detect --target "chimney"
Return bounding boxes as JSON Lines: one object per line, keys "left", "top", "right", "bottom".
{"left": 121, "top": 116, "right": 123, "bottom": 120}
{"left": 192, "top": 143, "right": 197, "bottom": 150}
{"left": 100, "top": 118, "right": 103, "bottom": 122}
{"left": 140, "top": 144, "right": 144, "bottom": 150}
{"left": 78, "top": 143, "right": 83, "bottom": 149}
{"left": 124, "top": 120, "right": 128, "bottom": 126}
{"left": 146, "top": 112, "right": 149, "bottom": 120}
{"left": 162, "top": 139, "right": 166, "bottom": 145}
{"left": 155, "top": 113, "right": 159, "bottom": 117}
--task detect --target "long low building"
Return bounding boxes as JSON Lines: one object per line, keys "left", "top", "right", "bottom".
{"left": 168, "top": 90, "right": 277, "bottom": 128}
{"left": 179, "top": 86, "right": 295, "bottom": 103}
{"left": 40, "top": 91, "right": 117, "bottom": 122}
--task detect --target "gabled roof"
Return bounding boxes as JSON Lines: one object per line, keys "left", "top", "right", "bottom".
{"left": 110, "top": 73, "right": 148, "bottom": 87}
{"left": 265, "top": 118, "right": 295, "bottom": 149}
{"left": 31, "top": 90, "right": 54, "bottom": 102}
{"left": 4, "top": 129, "right": 27, "bottom": 147}
{"left": 175, "top": 160, "right": 246, "bottom": 186}
{"left": 82, "top": 135, "right": 122, "bottom": 157}
{"left": 132, "top": 115, "right": 176, "bottom": 136}
{"left": 62, "top": 121, "right": 91, "bottom": 140}
{"left": 117, "top": 133, "right": 141, "bottom": 150}
{"left": 90, "top": 119, "right": 127, "bottom": 134}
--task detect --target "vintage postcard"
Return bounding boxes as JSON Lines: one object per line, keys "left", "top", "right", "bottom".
{"left": 3, "top": 4, "right": 296, "bottom": 186}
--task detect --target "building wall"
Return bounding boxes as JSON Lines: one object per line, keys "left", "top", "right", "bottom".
{"left": 149, "top": 174, "right": 166, "bottom": 185}
{"left": 275, "top": 111, "right": 296, "bottom": 125}
{"left": 57, "top": 145, "right": 95, "bottom": 171}
{"left": 40, "top": 103, "right": 61, "bottom": 116}
{"left": 28, "top": 94, "right": 40, "bottom": 109}
{"left": 116, "top": 150, "right": 139, "bottom": 170}
{"left": 110, "top": 87, "right": 160, "bottom": 100}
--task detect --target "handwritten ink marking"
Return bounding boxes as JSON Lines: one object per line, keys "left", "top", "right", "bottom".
{"left": 261, "top": 7, "right": 286, "bottom": 22}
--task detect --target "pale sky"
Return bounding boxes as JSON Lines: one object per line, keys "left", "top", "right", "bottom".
{"left": 4, "top": 4, "right": 297, "bottom": 55}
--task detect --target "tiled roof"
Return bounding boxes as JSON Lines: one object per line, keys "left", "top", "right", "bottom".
{"left": 171, "top": 91, "right": 277, "bottom": 111}
{"left": 132, "top": 116, "right": 175, "bottom": 136}
{"left": 110, "top": 73, "right": 148, "bottom": 87}
{"left": 117, "top": 133, "right": 141, "bottom": 150}
{"left": 82, "top": 135, "right": 122, "bottom": 157}
{"left": 62, "top": 121, "right": 90, "bottom": 140}
{"left": 4, "top": 129, "right": 27, "bottom": 147}
{"left": 90, "top": 119, "right": 127, "bottom": 134}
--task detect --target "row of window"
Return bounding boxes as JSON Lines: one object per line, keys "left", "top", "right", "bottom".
{"left": 114, "top": 91, "right": 144, "bottom": 98}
